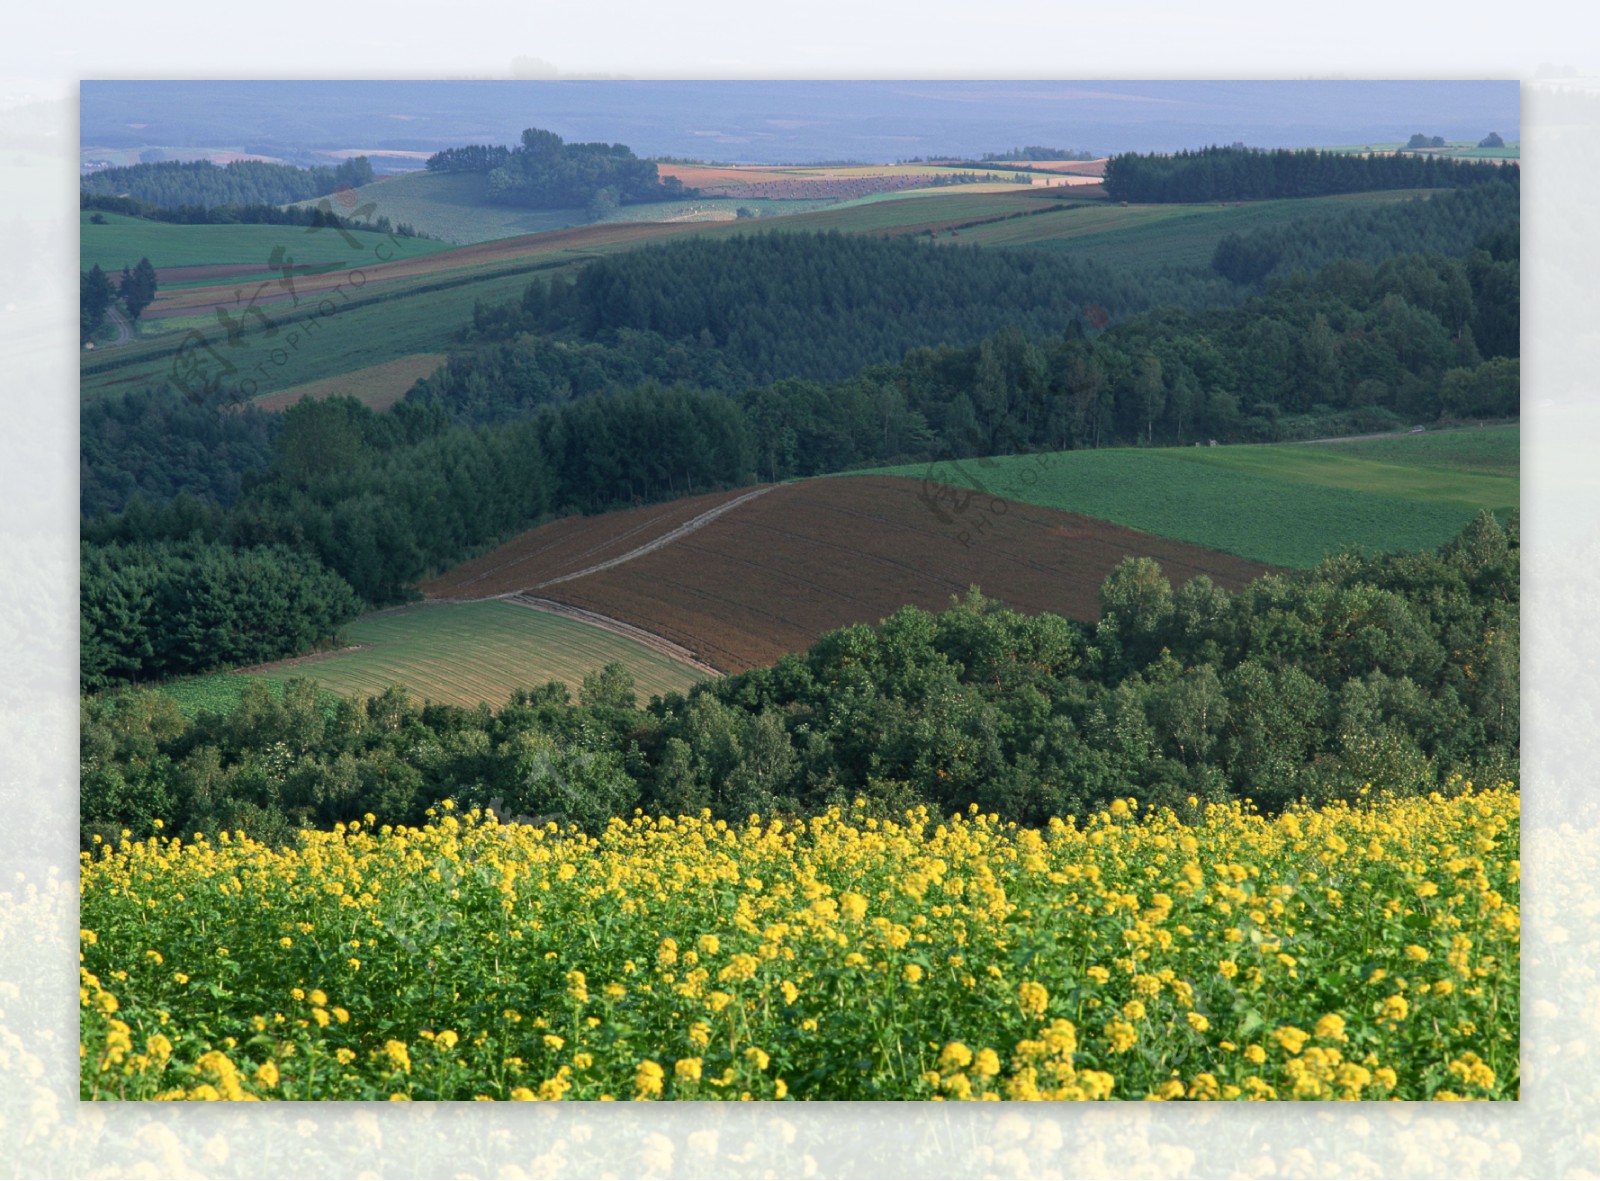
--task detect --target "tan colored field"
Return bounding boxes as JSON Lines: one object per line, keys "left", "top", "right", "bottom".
{"left": 428, "top": 476, "right": 1273, "bottom": 673}
{"left": 250, "top": 352, "right": 446, "bottom": 412}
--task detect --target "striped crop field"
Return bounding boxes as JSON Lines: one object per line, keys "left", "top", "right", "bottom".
{"left": 242, "top": 599, "right": 709, "bottom": 708}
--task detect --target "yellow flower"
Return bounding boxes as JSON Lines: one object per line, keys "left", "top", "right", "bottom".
{"left": 780, "top": 980, "right": 799, "bottom": 1005}
{"left": 972, "top": 1048, "right": 1001, "bottom": 1078}
{"left": 675, "top": 1057, "right": 703, "bottom": 1081}
{"left": 745, "top": 1046, "right": 770, "bottom": 1071}
{"left": 1218, "top": 959, "right": 1238, "bottom": 979}
{"left": 255, "top": 1061, "right": 280, "bottom": 1089}
{"left": 1404, "top": 945, "right": 1431, "bottom": 963}
{"left": 1017, "top": 980, "right": 1049, "bottom": 1017}
{"left": 938, "top": 1042, "right": 973, "bottom": 1071}
{"left": 308, "top": 989, "right": 327, "bottom": 1006}
{"left": 384, "top": 1040, "right": 411, "bottom": 1073}
{"left": 1086, "top": 966, "right": 1110, "bottom": 985}
{"left": 1314, "top": 1014, "right": 1347, "bottom": 1042}
{"left": 904, "top": 964, "right": 924, "bottom": 984}
{"left": 1186, "top": 1012, "right": 1210, "bottom": 1034}
{"left": 1272, "top": 1027, "right": 1309, "bottom": 1055}
{"left": 1244, "top": 1044, "right": 1267, "bottom": 1065}
{"left": 543, "top": 1034, "right": 565, "bottom": 1051}
{"left": 1376, "top": 995, "right": 1409, "bottom": 1022}
{"left": 839, "top": 892, "right": 868, "bottom": 921}
{"left": 634, "top": 1059, "right": 665, "bottom": 1098}
{"left": 697, "top": 934, "right": 721, "bottom": 957}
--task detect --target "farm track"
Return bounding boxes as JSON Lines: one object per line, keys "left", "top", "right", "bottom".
{"left": 431, "top": 476, "right": 1274, "bottom": 674}
{"left": 501, "top": 596, "right": 723, "bottom": 679}
{"left": 532, "top": 486, "right": 775, "bottom": 588}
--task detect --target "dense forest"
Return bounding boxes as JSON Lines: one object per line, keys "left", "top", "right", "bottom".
{"left": 80, "top": 157, "right": 376, "bottom": 209}
{"left": 435, "top": 179, "right": 1516, "bottom": 397}
{"left": 1101, "top": 145, "right": 1516, "bottom": 202}
{"left": 426, "top": 127, "right": 691, "bottom": 211}
{"left": 80, "top": 510, "right": 1517, "bottom": 848}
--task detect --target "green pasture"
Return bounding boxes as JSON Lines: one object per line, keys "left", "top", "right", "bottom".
{"left": 858, "top": 431, "right": 1518, "bottom": 568}
{"left": 79, "top": 209, "right": 455, "bottom": 284}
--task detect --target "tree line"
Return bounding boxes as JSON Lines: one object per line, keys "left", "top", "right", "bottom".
{"left": 80, "top": 157, "right": 376, "bottom": 209}
{"left": 80, "top": 511, "right": 1517, "bottom": 848}
{"left": 1102, "top": 146, "right": 1516, "bottom": 203}
{"left": 82, "top": 192, "right": 427, "bottom": 237}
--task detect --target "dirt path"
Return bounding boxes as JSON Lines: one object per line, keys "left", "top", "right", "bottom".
{"left": 530, "top": 485, "right": 775, "bottom": 589}
{"left": 503, "top": 595, "right": 724, "bottom": 678}
{"left": 103, "top": 305, "right": 132, "bottom": 346}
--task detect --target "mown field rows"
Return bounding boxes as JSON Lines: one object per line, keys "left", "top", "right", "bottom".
{"left": 80, "top": 787, "right": 1519, "bottom": 1101}
{"left": 241, "top": 599, "right": 708, "bottom": 708}
{"left": 517, "top": 476, "right": 1270, "bottom": 671}
{"left": 863, "top": 437, "right": 1516, "bottom": 569}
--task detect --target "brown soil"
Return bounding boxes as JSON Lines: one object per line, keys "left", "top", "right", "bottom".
{"left": 421, "top": 486, "right": 764, "bottom": 599}
{"left": 428, "top": 476, "right": 1273, "bottom": 674}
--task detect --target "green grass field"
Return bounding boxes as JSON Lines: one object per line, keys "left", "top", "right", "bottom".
{"left": 1301, "top": 426, "right": 1520, "bottom": 477}
{"left": 243, "top": 599, "right": 708, "bottom": 709}
{"left": 288, "top": 172, "right": 588, "bottom": 245}
{"left": 80, "top": 210, "right": 455, "bottom": 284}
{"left": 79, "top": 264, "right": 563, "bottom": 402}
{"left": 1320, "top": 142, "right": 1520, "bottom": 161}
{"left": 859, "top": 428, "right": 1519, "bottom": 568}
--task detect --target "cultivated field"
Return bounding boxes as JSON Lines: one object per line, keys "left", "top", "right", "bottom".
{"left": 864, "top": 434, "right": 1517, "bottom": 569}
{"left": 240, "top": 599, "right": 709, "bottom": 708}
{"left": 80, "top": 786, "right": 1520, "bottom": 1101}
{"left": 433, "top": 476, "right": 1270, "bottom": 673}
{"left": 1301, "top": 425, "right": 1519, "bottom": 477}
{"left": 1174, "top": 434, "right": 1519, "bottom": 515}
{"left": 79, "top": 210, "right": 454, "bottom": 286}
{"left": 422, "top": 487, "right": 766, "bottom": 599}
{"left": 249, "top": 352, "right": 446, "bottom": 412}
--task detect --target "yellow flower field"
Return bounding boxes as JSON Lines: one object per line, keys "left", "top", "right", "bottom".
{"left": 79, "top": 787, "right": 1519, "bottom": 1101}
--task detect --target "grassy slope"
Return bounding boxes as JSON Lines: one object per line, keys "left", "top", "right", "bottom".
{"left": 79, "top": 266, "right": 556, "bottom": 402}
{"left": 1300, "top": 426, "right": 1520, "bottom": 477}
{"left": 80, "top": 210, "right": 454, "bottom": 282}
{"left": 251, "top": 353, "right": 448, "bottom": 412}
{"left": 952, "top": 189, "right": 1439, "bottom": 268}
{"left": 242, "top": 599, "right": 707, "bottom": 709}
{"left": 858, "top": 429, "right": 1519, "bottom": 568}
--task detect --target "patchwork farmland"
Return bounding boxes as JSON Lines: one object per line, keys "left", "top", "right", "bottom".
{"left": 427, "top": 475, "right": 1272, "bottom": 673}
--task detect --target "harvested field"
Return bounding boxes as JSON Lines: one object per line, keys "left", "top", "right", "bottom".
{"left": 241, "top": 599, "right": 709, "bottom": 708}
{"left": 249, "top": 352, "right": 446, "bottom": 412}
{"left": 431, "top": 476, "right": 1271, "bottom": 673}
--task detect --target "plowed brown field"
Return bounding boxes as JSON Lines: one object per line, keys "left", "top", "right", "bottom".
{"left": 426, "top": 476, "right": 1271, "bottom": 673}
